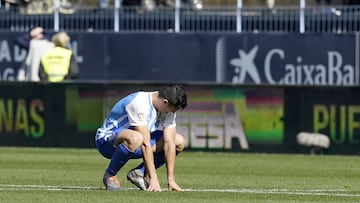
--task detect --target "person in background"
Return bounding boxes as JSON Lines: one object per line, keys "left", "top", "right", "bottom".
{"left": 96, "top": 84, "right": 187, "bottom": 191}
{"left": 315, "top": 0, "right": 332, "bottom": 5}
{"left": 15, "top": 26, "right": 49, "bottom": 51}
{"left": 39, "top": 31, "right": 79, "bottom": 82}
{"left": 266, "top": 0, "right": 275, "bottom": 9}
{"left": 122, "top": 0, "right": 142, "bottom": 7}
{"left": 17, "top": 27, "right": 54, "bottom": 81}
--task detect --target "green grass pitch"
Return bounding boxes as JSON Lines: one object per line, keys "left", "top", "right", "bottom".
{"left": 0, "top": 147, "right": 359, "bottom": 203}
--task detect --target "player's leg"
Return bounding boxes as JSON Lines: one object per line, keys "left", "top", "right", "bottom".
{"left": 132, "top": 131, "right": 186, "bottom": 171}
{"left": 102, "top": 129, "right": 143, "bottom": 190}
{"left": 127, "top": 131, "right": 186, "bottom": 190}
{"left": 105, "top": 129, "right": 143, "bottom": 175}
{"left": 126, "top": 130, "right": 162, "bottom": 190}
{"left": 151, "top": 132, "right": 186, "bottom": 170}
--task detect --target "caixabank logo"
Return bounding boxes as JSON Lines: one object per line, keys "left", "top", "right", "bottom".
{"left": 216, "top": 37, "right": 357, "bottom": 86}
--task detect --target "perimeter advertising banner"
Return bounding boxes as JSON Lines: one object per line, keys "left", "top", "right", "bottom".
{"left": 0, "top": 82, "right": 284, "bottom": 151}
{"left": 0, "top": 82, "right": 65, "bottom": 146}
{"left": 0, "top": 32, "right": 358, "bottom": 85}
{"left": 284, "top": 87, "right": 360, "bottom": 154}
{"left": 1, "top": 82, "right": 359, "bottom": 154}
{"left": 216, "top": 34, "right": 357, "bottom": 86}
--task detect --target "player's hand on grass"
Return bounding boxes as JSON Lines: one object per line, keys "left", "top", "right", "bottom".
{"left": 168, "top": 180, "right": 183, "bottom": 191}
{"left": 147, "top": 179, "right": 161, "bottom": 192}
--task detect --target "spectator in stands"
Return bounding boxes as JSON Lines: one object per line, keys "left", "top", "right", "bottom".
{"left": 343, "top": 0, "right": 360, "bottom": 5}
{"left": 39, "top": 32, "right": 79, "bottom": 82}
{"left": 17, "top": 27, "right": 54, "bottom": 82}
{"left": 122, "top": 0, "right": 143, "bottom": 13}
{"left": 156, "top": 0, "right": 203, "bottom": 10}
{"left": 122, "top": 0, "right": 142, "bottom": 7}
{"left": 315, "top": 0, "right": 332, "bottom": 5}
{"left": 15, "top": 27, "right": 47, "bottom": 51}
{"left": 267, "top": 0, "right": 275, "bottom": 9}
{"left": 98, "top": 0, "right": 110, "bottom": 8}
{"left": 314, "top": 0, "right": 340, "bottom": 15}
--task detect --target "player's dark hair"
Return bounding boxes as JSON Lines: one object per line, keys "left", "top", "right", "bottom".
{"left": 159, "top": 84, "right": 187, "bottom": 110}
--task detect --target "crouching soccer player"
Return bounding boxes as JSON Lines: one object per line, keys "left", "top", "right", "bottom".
{"left": 95, "top": 84, "right": 187, "bottom": 191}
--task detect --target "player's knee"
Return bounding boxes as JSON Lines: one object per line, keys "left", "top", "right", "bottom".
{"left": 129, "top": 132, "right": 144, "bottom": 149}
{"left": 175, "top": 133, "right": 186, "bottom": 152}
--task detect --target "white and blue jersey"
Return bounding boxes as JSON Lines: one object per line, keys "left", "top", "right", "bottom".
{"left": 95, "top": 91, "right": 176, "bottom": 144}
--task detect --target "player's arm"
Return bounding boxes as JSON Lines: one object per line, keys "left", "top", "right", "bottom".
{"left": 134, "top": 125, "right": 161, "bottom": 192}
{"left": 163, "top": 126, "right": 183, "bottom": 191}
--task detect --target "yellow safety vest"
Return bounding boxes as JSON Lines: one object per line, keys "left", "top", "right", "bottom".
{"left": 41, "top": 47, "right": 72, "bottom": 82}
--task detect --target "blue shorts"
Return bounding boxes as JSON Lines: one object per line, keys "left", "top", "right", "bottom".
{"left": 95, "top": 129, "right": 163, "bottom": 159}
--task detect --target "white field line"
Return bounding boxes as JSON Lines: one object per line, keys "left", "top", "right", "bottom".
{"left": 184, "top": 188, "right": 360, "bottom": 197}
{"left": 0, "top": 184, "right": 359, "bottom": 197}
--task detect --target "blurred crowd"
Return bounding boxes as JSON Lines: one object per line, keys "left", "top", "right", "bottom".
{"left": 97, "top": 0, "right": 203, "bottom": 11}
{"left": 2, "top": 0, "right": 360, "bottom": 14}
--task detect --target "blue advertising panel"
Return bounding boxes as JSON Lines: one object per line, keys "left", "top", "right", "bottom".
{"left": 0, "top": 32, "right": 358, "bottom": 85}
{"left": 94, "top": 33, "right": 218, "bottom": 81}
{"left": 216, "top": 34, "right": 357, "bottom": 86}
{"left": 0, "top": 32, "right": 27, "bottom": 81}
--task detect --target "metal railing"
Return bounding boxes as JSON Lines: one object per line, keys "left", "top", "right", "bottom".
{"left": 1, "top": 0, "right": 360, "bottom": 33}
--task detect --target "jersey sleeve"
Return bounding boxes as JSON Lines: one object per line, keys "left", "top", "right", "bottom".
{"left": 125, "top": 94, "right": 149, "bottom": 126}
{"left": 159, "top": 112, "right": 176, "bottom": 129}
